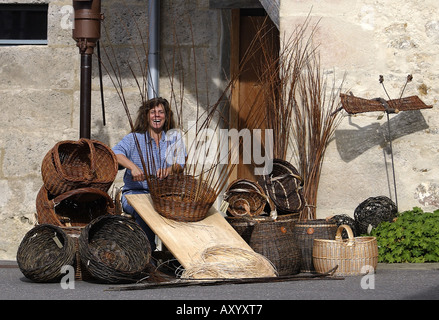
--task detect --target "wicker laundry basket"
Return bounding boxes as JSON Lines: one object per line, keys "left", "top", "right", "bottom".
{"left": 258, "top": 159, "right": 305, "bottom": 216}
{"left": 224, "top": 179, "right": 273, "bottom": 218}
{"left": 226, "top": 214, "right": 301, "bottom": 276}
{"left": 78, "top": 215, "right": 151, "bottom": 283}
{"left": 313, "top": 225, "right": 378, "bottom": 276}
{"left": 149, "top": 174, "right": 217, "bottom": 222}
{"left": 16, "top": 224, "right": 76, "bottom": 283}
{"left": 41, "top": 138, "right": 118, "bottom": 196}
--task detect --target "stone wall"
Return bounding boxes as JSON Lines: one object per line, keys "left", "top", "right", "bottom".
{"left": 280, "top": 0, "right": 439, "bottom": 218}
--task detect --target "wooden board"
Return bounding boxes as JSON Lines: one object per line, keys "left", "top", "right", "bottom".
{"left": 125, "top": 194, "right": 255, "bottom": 269}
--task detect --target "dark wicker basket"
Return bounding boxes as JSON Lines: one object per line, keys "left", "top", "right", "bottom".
{"left": 16, "top": 224, "right": 76, "bottom": 283}
{"left": 36, "top": 186, "right": 116, "bottom": 234}
{"left": 149, "top": 175, "right": 217, "bottom": 222}
{"left": 224, "top": 179, "right": 272, "bottom": 218}
{"left": 354, "top": 196, "right": 397, "bottom": 234}
{"left": 331, "top": 214, "right": 358, "bottom": 238}
{"left": 41, "top": 138, "right": 118, "bottom": 196}
{"left": 292, "top": 219, "right": 337, "bottom": 273}
{"left": 258, "top": 159, "right": 305, "bottom": 216}
{"left": 226, "top": 214, "right": 301, "bottom": 276}
{"left": 78, "top": 215, "right": 151, "bottom": 283}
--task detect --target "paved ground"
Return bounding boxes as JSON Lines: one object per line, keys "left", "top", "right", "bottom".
{"left": 1, "top": 260, "right": 438, "bottom": 302}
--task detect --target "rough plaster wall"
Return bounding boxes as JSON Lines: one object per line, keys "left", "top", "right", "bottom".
{"left": 280, "top": 0, "right": 439, "bottom": 218}
{"left": 0, "top": 0, "right": 224, "bottom": 259}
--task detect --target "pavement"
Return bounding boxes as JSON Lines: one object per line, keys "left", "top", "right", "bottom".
{"left": 1, "top": 260, "right": 438, "bottom": 302}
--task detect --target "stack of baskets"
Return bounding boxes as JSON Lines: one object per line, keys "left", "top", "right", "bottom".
{"left": 37, "top": 138, "right": 118, "bottom": 235}
{"left": 224, "top": 177, "right": 302, "bottom": 276}
{"left": 19, "top": 138, "right": 120, "bottom": 281}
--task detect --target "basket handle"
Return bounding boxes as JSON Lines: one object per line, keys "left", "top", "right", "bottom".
{"left": 225, "top": 186, "right": 277, "bottom": 219}
{"left": 335, "top": 224, "right": 355, "bottom": 244}
{"left": 51, "top": 187, "right": 115, "bottom": 209}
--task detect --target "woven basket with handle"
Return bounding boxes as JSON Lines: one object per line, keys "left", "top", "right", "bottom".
{"left": 36, "top": 186, "right": 116, "bottom": 234}
{"left": 41, "top": 138, "right": 118, "bottom": 196}
{"left": 313, "top": 224, "right": 378, "bottom": 276}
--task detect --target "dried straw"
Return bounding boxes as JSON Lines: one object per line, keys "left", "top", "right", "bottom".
{"left": 179, "top": 245, "right": 278, "bottom": 280}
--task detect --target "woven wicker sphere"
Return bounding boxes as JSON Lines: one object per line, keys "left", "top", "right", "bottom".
{"left": 354, "top": 196, "right": 397, "bottom": 234}
{"left": 78, "top": 215, "right": 151, "bottom": 283}
{"left": 16, "top": 224, "right": 76, "bottom": 283}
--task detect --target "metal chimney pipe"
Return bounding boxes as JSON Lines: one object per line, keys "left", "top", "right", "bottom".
{"left": 148, "top": 0, "right": 159, "bottom": 99}
{"left": 72, "top": 0, "right": 103, "bottom": 138}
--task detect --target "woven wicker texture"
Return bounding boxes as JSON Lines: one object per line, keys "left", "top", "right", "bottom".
{"left": 292, "top": 219, "right": 337, "bottom": 272}
{"left": 149, "top": 174, "right": 217, "bottom": 222}
{"left": 36, "top": 186, "right": 116, "bottom": 231}
{"left": 354, "top": 196, "right": 397, "bottom": 234}
{"left": 313, "top": 225, "right": 378, "bottom": 276}
{"left": 258, "top": 159, "right": 305, "bottom": 215}
{"left": 226, "top": 214, "right": 301, "bottom": 276}
{"left": 331, "top": 214, "right": 358, "bottom": 238}
{"left": 41, "top": 138, "right": 118, "bottom": 196}
{"left": 224, "top": 179, "right": 271, "bottom": 218}
{"left": 78, "top": 215, "right": 151, "bottom": 283}
{"left": 16, "top": 224, "right": 76, "bottom": 283}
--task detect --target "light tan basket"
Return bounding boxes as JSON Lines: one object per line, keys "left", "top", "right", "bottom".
{"left": 312, "top": 224, "right": 378, "bottom": 276}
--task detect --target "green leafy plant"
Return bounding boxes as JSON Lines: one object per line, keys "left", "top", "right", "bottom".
{"left": 369, "top": 207, "right": 439, "bottom": 263}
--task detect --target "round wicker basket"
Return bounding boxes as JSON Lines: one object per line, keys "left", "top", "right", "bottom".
{"left": 16, "top": 224, "right": 76, "bottom": 283}
{"left": 78, "top": 215, "right": 151, "bottom": 283}
{"left": 36, "top": 186, "right": 115, "bottom": 234}
{"left": 41, "top": 138, "right": 118, "bottom": 196}
{"left": 149, "top": 175, "right": 216, "bottom": 222}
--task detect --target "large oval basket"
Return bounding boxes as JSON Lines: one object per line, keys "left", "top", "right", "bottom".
{"left": 36, "top": 186, "right": 115, "bottom": 235}
{"left": 16, "top": 224, "right": 76, "bottom": 283}
{"left": 226, "top": 214, "right": 301, "bottom": 276}
{"left": 149, "top": 175, "right": 217, "bottom": 222}
{"left": 78, "top": 215, "right": 151, "bottom": 283}
{"left": 313, "top": 225, "right": 378, "bottom": 276}
{"left": 41, "top": 138, "right": 118, "bottom": 196}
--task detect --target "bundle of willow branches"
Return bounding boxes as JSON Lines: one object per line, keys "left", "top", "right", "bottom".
{"left": 252, "top": 16, "right": 345, "bottom": 220}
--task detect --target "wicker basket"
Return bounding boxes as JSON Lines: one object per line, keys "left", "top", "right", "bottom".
{"left": 226, "top": 214, "right": 301, "bottom": 276}
{"left": 258, "top": 159, "right": 305, "bottom": 216}
{"left": 313, "top": 225, "right": 378, "bottom": 276}
{"left": 293, "top": 219, "right": 337, "bottom": 272}
{"left": 149, "top": 175, "right": 217, "bottom": 222}
{"left": 41, "top": 138, "right": 118, "bottom": 196}
{"left": 78, "top": 215, "right": 151, "bottom": 283}
{"left": 224, "top": 179, "right": 273, "bottom": 218}
{"left": 354, "top": 196, "right": 397, "bottom": 234}
{"left": 36, "top": 186, "right": 116, "bottom": 232}
{"left": 16, "top": 224, "right": 76, "bottom": 283}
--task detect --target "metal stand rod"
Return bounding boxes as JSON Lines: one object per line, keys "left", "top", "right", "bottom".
{"left": 80, "top": 53, "right": 92, "bottom": 139}
{"left": 386, "top": 112, "right": 398, "bottom": 210}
